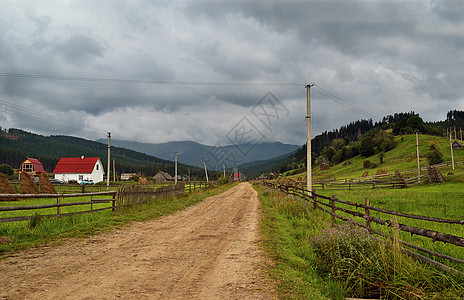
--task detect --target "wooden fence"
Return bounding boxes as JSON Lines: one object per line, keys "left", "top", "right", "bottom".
{"left": 263, "top": 181, "right": 464, "bottom": 276}
{"left": 0, "top": 181, "right": 215, "bottom": 224}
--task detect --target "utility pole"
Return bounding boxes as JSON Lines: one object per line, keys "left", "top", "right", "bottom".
{"left": 174, "top": 151, "right": 178, "bottom": 185}
{"left": 203, "top": 160, "right": 209, "bottom": 183}
{"left": 306, "top": 84, "right": 314, "bottom": 195}
{"left": 107, "top": 132, "right": 111, "bottom": 191}
{"left": 450, "top": 132, "right": 455, "bottom": 171}
{"left": 461, "top": 128, "right": 462, "bottom": 141}
{"left": 455, "top": 126, "right": 457, "bottom": 140}
{"left": 415, "top": 131, "right": 420, "bottom": 182}
{"left": 113, "top": 159, "right": 116, "bottom": 182}
{"left": 223, "top": 163, "right": 226, "bottom": 178}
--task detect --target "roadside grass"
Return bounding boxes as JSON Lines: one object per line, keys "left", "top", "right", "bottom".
{"left": 0, "top": 183, "right": 236, "bottom": 254}
{"left": 315, "top": 182, "right": 464, "bottom": 273}
{"left": 256, "top": 184, "right": 464, "bottom": 299}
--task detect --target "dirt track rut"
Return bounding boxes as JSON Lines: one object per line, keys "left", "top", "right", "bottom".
{"left": 0, "top": 182, "right": 276, "bottom": 299}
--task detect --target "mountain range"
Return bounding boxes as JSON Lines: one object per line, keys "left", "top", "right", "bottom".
{"left": 96, "top": 139, "right": 300, "bottom": 171}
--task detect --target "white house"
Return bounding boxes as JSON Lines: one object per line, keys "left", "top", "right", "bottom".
{"left": 53, "top": 156, "right": 104, "bottom": 184}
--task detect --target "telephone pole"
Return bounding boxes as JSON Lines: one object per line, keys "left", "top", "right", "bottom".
{"left": 450, "top": 132, "right": 455, "bottom": 171}
{"left": 415, "top": 131, "right": 420, "bottom": 182}
{"left": 203, "top": 160, "right": 209, "bottom": 183}
{"left": 306, "top": 84, "right": 314, "bottom": 195}
{"left": 107, "top": 132, "right": 111, "bottom": 191}
{"left": 175, "top": 151, "right": 178, "bottom": 185}
{"left": 223, "top": 163, "right": 226, "bottom": 178}
{"left": 113, "top": 159, "right": 116, "bottom": 182}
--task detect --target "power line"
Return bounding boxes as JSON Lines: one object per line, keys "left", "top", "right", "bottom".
{"left": 0, "top": 98, "right": 106, "bottom": 136}
{"left": 312, "top": 84, "right": 378, "bottom": 120}
{"left": 0, "top": 72, "right": 305, "bottom": 87}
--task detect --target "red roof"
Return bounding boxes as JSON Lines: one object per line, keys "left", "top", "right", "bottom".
{"left": 26, "top": 158, "right": 46, "bottom": 173}
{"left": 53, "top": 157, "right": 100, "bottom": 174}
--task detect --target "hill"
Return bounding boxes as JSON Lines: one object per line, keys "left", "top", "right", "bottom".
{"left": 0, "top": 128, "right": 205, "bottom": 178}
{"left": 289, "top": 134, "right": 464, "bottom": 181}
{"left": 96, "top": 139, "right": 300, "bottom": 171}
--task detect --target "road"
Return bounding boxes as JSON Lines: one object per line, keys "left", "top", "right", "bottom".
{"left": 0, "top": 182, "right": 276, "bottom": 299}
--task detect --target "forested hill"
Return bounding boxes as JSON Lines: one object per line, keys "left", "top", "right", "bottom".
{"left": 280, "top": 110, "right": 462, "bottom": 174}
{"left": 0, "top": 128, "right": 204, "bottom": 177}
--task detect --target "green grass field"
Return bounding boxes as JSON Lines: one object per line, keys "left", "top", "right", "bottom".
{"left": 256, "top": 184, "right": 464, "bottom": 299}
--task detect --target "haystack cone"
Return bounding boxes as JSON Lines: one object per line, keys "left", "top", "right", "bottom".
{"left": 39, "top": 173, "right": 57, "bottom": 194}
{"left": 0, "top": 172, "right": 18, "bottom": 201}
{"left": 20, "top": 171, "right": 39, "bottom": 194}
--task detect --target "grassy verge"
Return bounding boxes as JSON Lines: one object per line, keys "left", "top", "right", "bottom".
{"left": 0, "top": 183, "right": 236, "bottom": 255}
{"left": 256, "top": 184, "right": 464, "bottom": 299}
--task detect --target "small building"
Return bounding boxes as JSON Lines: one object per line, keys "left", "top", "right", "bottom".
{"left": 452, "top": 141, "right": 463, "bottom": 150}
{"left": 19, "top": 158, "right": 46, "bottom": 176}
{"left": 53, "top": 156, "right": 104, "bottom": 184}
{"left": 121, "top": 173, "right": 137, "bottom": 181}
{"left": 153, "top": 171, "right": 173, "bottom": 182}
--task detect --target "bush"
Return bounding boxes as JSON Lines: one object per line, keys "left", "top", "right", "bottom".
{"left": 0, "top": 164, "right": 14, "bottom": 176}
{"left": 426, "top": 149, "right": 443, "bottom": 165}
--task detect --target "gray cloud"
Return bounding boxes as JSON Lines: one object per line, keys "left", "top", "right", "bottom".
{"left": 1, "top": 0, "right": 463, "bottom": 146}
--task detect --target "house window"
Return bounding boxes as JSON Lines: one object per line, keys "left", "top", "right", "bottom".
{"left": 96, "top": 164, "right": 99, "bottom": 170}
{"left": 79, "top": 175, "right": 83, "bottom": 181}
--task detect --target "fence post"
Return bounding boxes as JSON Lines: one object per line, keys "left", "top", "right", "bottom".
{"left": 365, "top": 198, "right": 371, "bottom": 230}
{"left": 57, "top": 195, "right": 61, "bottom": 215}
{"left": 331, "top": 195, "right": 336, "bottom": 223}
{"left": 90, "top": 195, "right": 93, "bottom": 212}
{"left": 112, "top": 191, "right": 116, "bottom": 212}
{"left": 313, "top": 189, "right": 318, "bottom": 209}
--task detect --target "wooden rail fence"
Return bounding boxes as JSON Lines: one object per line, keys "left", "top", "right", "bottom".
{"left": 0, "top": 181, "right": 215, "bottom": 224}
{"left": 263, "top": 181, "right": 464, "bottom": 276}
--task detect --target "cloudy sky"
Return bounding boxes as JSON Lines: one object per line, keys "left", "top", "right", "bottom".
{"left": 1, "top": 0, "right": 463, "bottom": 147}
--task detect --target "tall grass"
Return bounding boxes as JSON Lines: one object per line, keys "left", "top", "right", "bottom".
{"left": 257, "top": 184, "right": 464, "bottom": 299}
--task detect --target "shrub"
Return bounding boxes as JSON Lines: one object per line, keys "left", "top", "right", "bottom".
{"left": 426, "top": 149, "right": 443, "bottom": 165}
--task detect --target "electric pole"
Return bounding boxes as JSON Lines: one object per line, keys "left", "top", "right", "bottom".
{"left": 450, "top": 132, "right": 455, "bottom": 171}
{"left": 203, "top": 160, "right": 209, "bottom": 183}
{"left": 223, "top": 163, "right": 226, "bottom": 178}
{"left": 175, "top": 151, "right": 178, "bottom": 185}
{"left": 107, "top": 132, "right": 111, "bottom": 191}
{"left": 113, "top": 159, "right": 116, "bottom": 182}
{"left": 306, "top": 84, "right": 314, "bottom": 195}
{"left": 415, "top": 131, "right": 420, "bottom": 182}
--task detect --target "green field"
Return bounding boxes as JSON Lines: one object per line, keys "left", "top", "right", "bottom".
{"left": 256, "top": 184, "right": 464, "bottom": 299}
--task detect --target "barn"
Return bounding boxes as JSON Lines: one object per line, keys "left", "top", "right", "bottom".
{"left": 153, "top": 171, "right": 173, "bottom": 182}
{"left": 53, "top": 156, "right": 104, "bottom": 184}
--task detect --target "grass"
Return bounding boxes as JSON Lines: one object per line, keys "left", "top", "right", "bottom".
{"left": 0, "top": 183, "right": 236, "bottom": 254}
{"left": 256, "top": 184, "right": 464, "bottom": 299}
{"left": 314, "top": 182, "right": 464, "bottom": 273}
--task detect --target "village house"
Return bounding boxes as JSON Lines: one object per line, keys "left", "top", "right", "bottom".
{"left": 19, "top": 158, "right": 46, "bottom": 176}
{"left": 153, "top": 171, "right": 173, "bottom": 182}
{"left": 53, "top": 156, "right": 104, "bottom": 184}
{"left": 121, "top": 173, "right": 137, "bottom": 181}
{"left": 452, "top": 141, "right": 463, "bottom": 150}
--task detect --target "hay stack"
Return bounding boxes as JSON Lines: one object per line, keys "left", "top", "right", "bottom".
{"left": 39, "top": 173, "right": 57, "bottom": 194}
{"left": 0, "top": 172, "right": 18, "bottom": 201}
{"left": 138, "top": 177, "right": 148, "bottom": 185}
{"left": 20, "top": 171, "right": 39, "bottom": 194}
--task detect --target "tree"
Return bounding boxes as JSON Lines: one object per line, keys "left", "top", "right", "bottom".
{"left": 360, "top": 136, "right": 375, "bottom": 157}
{"left": 426, "top": 149, "right": 443, "bottom": 165}
{"left": 406, "top": 115, "right": 425, "bottom": 132}
{"left": 0, "top": 164, "right": 14, "bottom": 176}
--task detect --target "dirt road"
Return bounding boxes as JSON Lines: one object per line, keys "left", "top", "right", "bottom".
{"left": 0, "top": 182, "right": 276, "bottom": 299}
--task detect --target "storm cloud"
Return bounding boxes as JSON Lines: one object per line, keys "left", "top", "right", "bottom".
{"left": 0, "top": 0, "right": 463, "bottom": 146}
